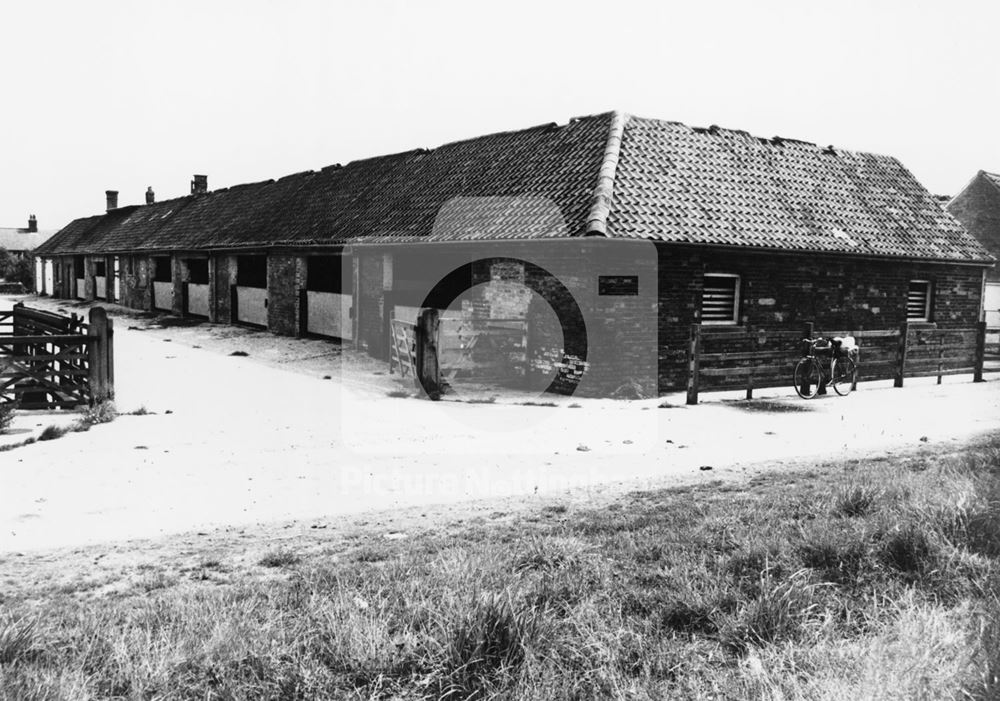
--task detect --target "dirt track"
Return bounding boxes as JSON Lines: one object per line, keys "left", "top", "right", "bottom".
{"left": 2, "top": 294, "right": 999, "bottom": 555}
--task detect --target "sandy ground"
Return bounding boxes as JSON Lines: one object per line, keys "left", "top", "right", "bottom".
{"left": 2, "top": 293, "right": 999, "bottom": 557}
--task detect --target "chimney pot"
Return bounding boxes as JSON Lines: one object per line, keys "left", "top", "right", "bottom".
{"left": 191, "top": 174, "right": 208, "bottom": 195}
{"left": 27, "top": 214, "right": 37, "bottom": 233}
{"left": 106, "top": 190, "right": 119, "bottom": 212}
{"left": 146, "top": 186, "right": 155, "bottom": 205}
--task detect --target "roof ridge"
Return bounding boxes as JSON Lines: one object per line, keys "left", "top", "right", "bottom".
{"left": 585, "top": 111, "right": 628, "bottom": 236}
{"left": 980, "top": 170, "right": 1000, "bottom": 194}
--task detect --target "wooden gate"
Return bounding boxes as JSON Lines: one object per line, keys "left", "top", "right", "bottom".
{"left": 389, "top": 318, "right": 417, "bottom": 380}
{"left": 0, "top": 304, "right": 114, "bottom": 409}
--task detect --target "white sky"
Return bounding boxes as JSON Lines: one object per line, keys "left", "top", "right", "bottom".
{"left": 3, "top": 0, "right": 998, "bottom": 231}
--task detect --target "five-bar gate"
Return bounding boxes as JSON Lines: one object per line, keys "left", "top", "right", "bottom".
{"left": 0, "top": 304, "right": 114, "bottom": 409}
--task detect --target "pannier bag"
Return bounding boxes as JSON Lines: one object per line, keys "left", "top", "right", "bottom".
{"left": 833, "top": 336, "right": 857, "bottom": 358}
{"left": 803, "top": 337, "right": 833, "bottom": 357}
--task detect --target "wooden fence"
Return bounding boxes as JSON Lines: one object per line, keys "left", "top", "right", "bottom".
{"left": 686, "top": 321, "right": 988, "bottom": 405}
{"left": 0, "top": 304, "right": 114, "bottom": 409}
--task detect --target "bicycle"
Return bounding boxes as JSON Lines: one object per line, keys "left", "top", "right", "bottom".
{"left": 793, "top": 337, "right": 858, "bottom": 399}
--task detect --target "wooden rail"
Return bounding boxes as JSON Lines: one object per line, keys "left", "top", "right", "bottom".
{"left": 686, "top": 320, "right": 987, "bottom": 405}
{"left": 0, "top": 304, "right": 113, "bottom": 410}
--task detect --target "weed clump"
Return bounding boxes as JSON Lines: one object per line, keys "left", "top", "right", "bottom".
{"left": 881, "top": 523, "right": 935, "bottom": 574}
{"left": 38, "top": 424, "right": 70, "bottom": 441}
{"left": 80, "top": 400, "right": 117, "bottom": 426}
{"left": 0, "top": 401, "right": 15, "bottom": 433}
{"left": 720, "top": 569, "right": 821, "bottom": 655}
{"left": 835, "top": 482, "right": 882, "bottom": 517}
{"left": 259, "top": 549, "right": 300, "bottom": 568}
{"left": 438, "top": 593, "right": 540, "bottom": 699}
{"left": 0, "top": 614, "right": 38, "bottom": 665}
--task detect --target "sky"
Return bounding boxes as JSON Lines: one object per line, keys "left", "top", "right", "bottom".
{"left": 3, "top": 0, "right": 998, "bottom": 231}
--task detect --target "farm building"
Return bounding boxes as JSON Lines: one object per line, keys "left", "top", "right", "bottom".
{"left": 33, "top": 111, "right": 994, "bottom": 396}
{"left": 1, "top": 215, "right": 55, "bottom": 291}
{"left": 946, "top": 171, "right": 1000, "bottom": 330}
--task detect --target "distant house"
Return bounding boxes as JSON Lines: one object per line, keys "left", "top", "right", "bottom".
{"left": 0, "top": 215, "right": 54, "bottom": 256}
{"left": 0, "top": 215, "right": 55, "bottom": 290}
{"left": 34, "top": 112, "right": 994, "bottom": 395}
{"left": 946, "top": 171, "right": 1000, "bottom": 329}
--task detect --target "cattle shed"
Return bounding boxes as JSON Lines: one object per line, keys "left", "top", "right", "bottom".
{"left": 33, "top": 111, "right": 994, "bottom": 397}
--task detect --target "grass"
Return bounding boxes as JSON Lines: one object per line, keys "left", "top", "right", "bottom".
{"left": 1, "top": 436, "right": 999, "bottom": 699}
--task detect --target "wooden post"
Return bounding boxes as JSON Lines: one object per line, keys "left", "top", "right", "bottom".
{"left": 745, "top": 374, "right": 754, "bottom": 401}
{"left": 87, "top": 307, "right": 110, "bottom": 404}
{"left": 974, "top": 320, "right": 987, "bottom": 383}
{"left": 106, "top": 315, "right": 115, "bottom": 400}
{"left": 686, "top": 323, "right": 701, "bottom": 405}
{"left": 297, "top": 289, "right": 308, "bottom": 338}
{"left": 800, "top": 322, "right": 814, "bottom": 397}
{"left": 851, "top": 346, "right": 859, "bottom": 392}
{"left": 894, "top": 321, "right": 909, "bottom": 388}
{"left": 520, "top": 319, "right": 529, "bottom": 389}
{"left": 415, "top": 308, "right": 442, "bottom": 400}
{"left": 937, "top": 336, "right": 944, "bottom": 385}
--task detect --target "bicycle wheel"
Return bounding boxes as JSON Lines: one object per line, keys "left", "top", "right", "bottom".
{"left": 793, "top": 358, "right": 821, "bottom": 399}
{"left": 832, "top": 356, "right": 857, "bottom": 396}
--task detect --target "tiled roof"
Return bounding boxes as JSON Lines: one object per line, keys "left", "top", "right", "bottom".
{"left": 0, "top": 228, "right": 56, "bottom": 252}
{"left": 608, "top": 118, "right": 989, "bottom": 261}
{"left": 35, "top": 112, "right": 993, "bottom": 264}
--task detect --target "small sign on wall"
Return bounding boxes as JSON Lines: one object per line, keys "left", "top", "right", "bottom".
{"left": 598, "top": 275, "right": 639, "bottom": 296}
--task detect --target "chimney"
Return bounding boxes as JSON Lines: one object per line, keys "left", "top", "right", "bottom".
{"left": 146, "top": 186, "right": 155, "bottom": 205}
{"left": 190, "top": 174, "right": 208, "bottom": 195}
{"left": 27, "top": 215, "right": 37, "bottom": 233}
{"left": 106, "top": 190, "right": 118, "bottom": 212}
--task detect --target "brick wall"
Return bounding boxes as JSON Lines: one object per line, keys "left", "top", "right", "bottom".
{"left": 266, "top": 255, "right": 305, "bottom": 336}
{"left": 655, "top": 245, "right": 987, "bottom": 392}
{"left": 117, "top": 254, "right": 151, "bottom": 310}
{"left": 370, "top": 240, "right": 660, "bottom": 397}
{"left": 213, "top": 255, "right": 235, "bottom": 323}
{"left": 947, "top": 175, "right": 1000, "bottom": 281}
{"left": 357, "top": 251, "right": 386, "bottom": 357}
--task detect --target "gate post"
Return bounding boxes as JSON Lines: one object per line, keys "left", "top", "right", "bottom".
{"left": 88, "top": 307, "right": 115, "bottom": 404}
{"left": 974, "top": 320, "right": 987, "bottom": 383}
{"left": 416, "top": 308, "right": 442, "bottom": 400}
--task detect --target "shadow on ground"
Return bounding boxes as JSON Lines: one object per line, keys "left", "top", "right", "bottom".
{"left": 721, "top": 398, "right": 816, "bottom": 413}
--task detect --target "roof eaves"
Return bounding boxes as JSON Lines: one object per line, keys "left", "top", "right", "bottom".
{"left": 584, "top": 111, "right": 628, "bottom": 236}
